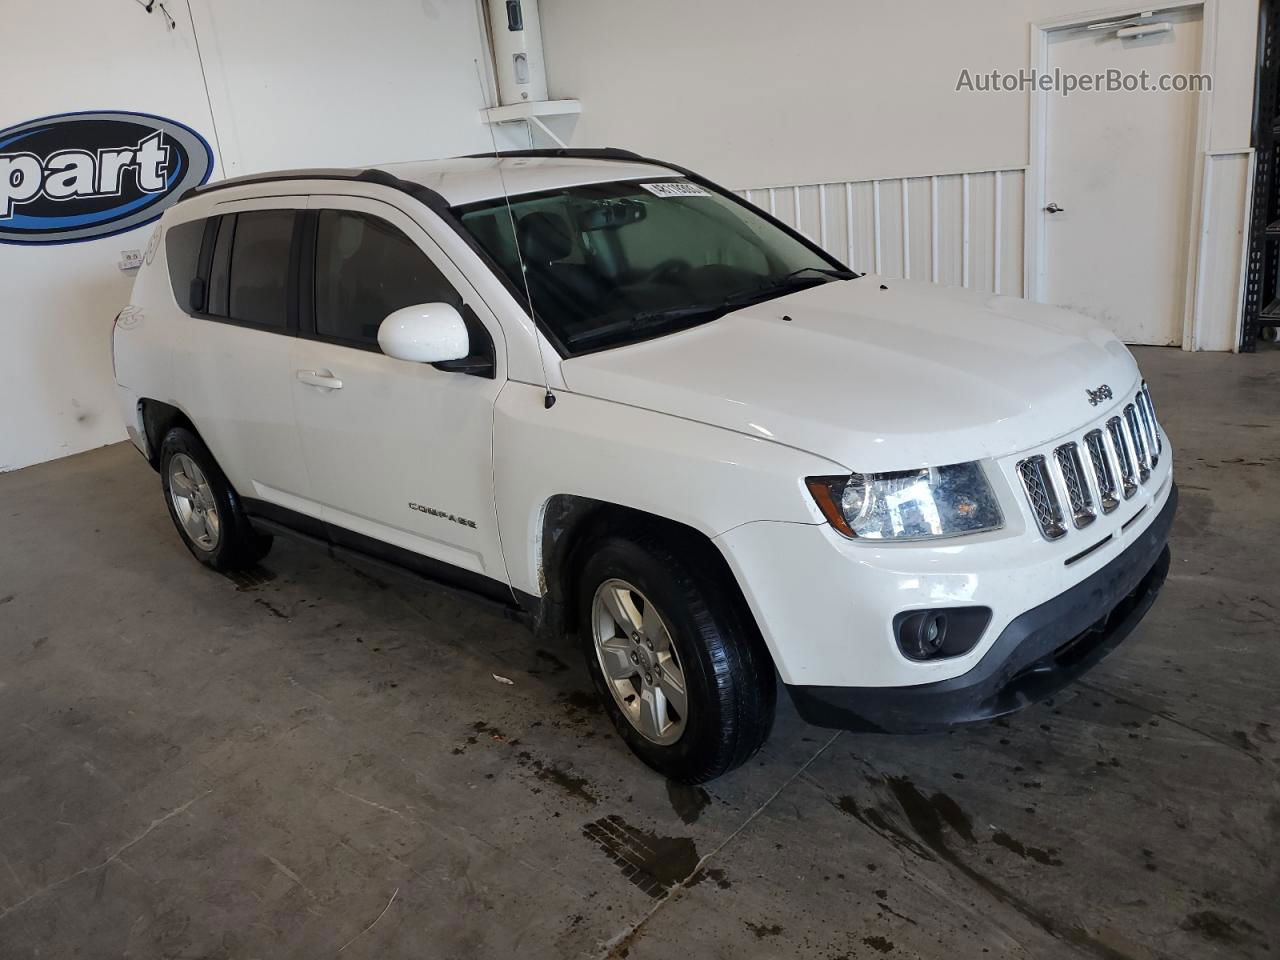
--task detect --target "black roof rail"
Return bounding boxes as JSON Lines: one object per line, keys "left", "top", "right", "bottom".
{"left": 459, "top": 147, "right": 648, "bottom": 162}
{"left": 177, "top": 167, "right": 451, "bottom": 214}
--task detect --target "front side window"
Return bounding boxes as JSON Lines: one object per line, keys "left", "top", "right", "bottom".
{"left": 456, "top": 178, "right": 853, "bottom": 354}
{"left": 313, "top": 209, "right": 462, "bottom": 349}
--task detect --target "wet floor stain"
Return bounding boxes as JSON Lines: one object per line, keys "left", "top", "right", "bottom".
{"left": 744, "top": 921, "right": 782, "bottom": 939}
{"left": 532, "top": 649, "right": 570, "bottom": 673}
{"left": 253, "top": 597, "right": 290, "bottom": 619}
{"left": 1181, "top": 910, "right": 1267, "bottom": 947}
{"left": 517, "top": 751, "right": 598, "bottom": 806}
{"left": 222, "top": 565, "right": 277, "bottom": 591}
{"left": 582, "top": 815, "right": 699, "bottom": 898}
{"left": 666, "top": 780, "right": 711, "bottom": 824}
{"left": 688, "top": 866, "right": 731, "bottom": 889}
{"left": 832, "top": 776, "right": 1138, "bottom": 960}
{"left": 861, "top": 934, "right": 895, "bottom": 953}
{"left": 990, "top": 831, "right": 1063, "bottom": 867}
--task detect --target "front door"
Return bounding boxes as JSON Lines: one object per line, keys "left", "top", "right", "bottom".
{"left": 290, "top": 195, "right": 510, "bottom": 592}
{"left": 1040, "top": 6, "right": 1203, "bottom": 344}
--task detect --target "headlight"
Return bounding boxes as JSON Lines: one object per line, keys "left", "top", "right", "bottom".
{"left": 806, "top": 461, "right": 1003, "bottom": 541}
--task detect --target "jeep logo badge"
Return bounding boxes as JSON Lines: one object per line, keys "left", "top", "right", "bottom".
{"left": 1086, "top": 384, "right": 1113, "bottom": 406}
{"left": 0, "top": 110, "right": 213, "bottom": 245}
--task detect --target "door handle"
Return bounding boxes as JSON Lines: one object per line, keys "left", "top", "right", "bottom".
{"left": 1044, "top": 202, "right": 1065, "bottom": 214}
{"left": 296, "top": 369, "right": 343, "bottom": 390}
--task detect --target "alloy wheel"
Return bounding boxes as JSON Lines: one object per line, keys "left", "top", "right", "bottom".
{"left": 591, "top": 578, "right": 688, "bottom": 745}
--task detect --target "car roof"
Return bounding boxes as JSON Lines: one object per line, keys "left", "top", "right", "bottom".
{"left": 188, "top": 154, "right": 681, "bottom": 209}
{"left": 377, "top": 155, "right": 679, "bottom": 206}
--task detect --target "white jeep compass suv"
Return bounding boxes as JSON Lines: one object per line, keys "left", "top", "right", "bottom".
{"left": 112, "top": 148, "right": 1176, "bottom": 783}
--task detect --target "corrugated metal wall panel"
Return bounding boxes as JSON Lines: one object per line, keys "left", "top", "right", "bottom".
{"left": 743, "top": 168, "right": 1026, "bottom": 296}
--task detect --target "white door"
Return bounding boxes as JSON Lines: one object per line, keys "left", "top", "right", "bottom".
{"left": 290, "top": 195, "right": 511, "bottom": 592}
{"left": 1040, "top": 6, "right": 1203, "bottom": 345}
{"left": 171, "top": 197, "right": 313, "bottom": 508}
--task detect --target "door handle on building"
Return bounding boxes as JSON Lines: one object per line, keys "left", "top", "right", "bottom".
{"left": 296, "top": 370, "right": 343, "bottom": 390}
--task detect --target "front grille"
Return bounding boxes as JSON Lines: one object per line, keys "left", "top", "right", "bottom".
{"left": 1137, "top": 383, "right": 1162, "bottom": 463}
{"left": 1124, "top": 404, "right": 1150, "bottom": 483}
{"left": 1053, "top": 442, "right": 1095, "bottom": 529}
{"left": 1107, "top": 416, "right": 1138, "bottom": 500}
{"left": 1016, "top": 456, "right": 1067, "bottom": 540}
{"left": 1083, "top": 429, "right": 1120, "bottom": 514}
{"left": 1016, "top": 386, "right": 1164, "bottom": 542}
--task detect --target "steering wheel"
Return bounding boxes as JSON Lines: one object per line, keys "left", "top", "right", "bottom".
{"left": 648, "top": 258, "right": 692, "bottom": 285}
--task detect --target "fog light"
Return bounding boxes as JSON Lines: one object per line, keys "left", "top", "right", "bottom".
{"left": 894, "top": 607, "right": 992, "bottom": 661}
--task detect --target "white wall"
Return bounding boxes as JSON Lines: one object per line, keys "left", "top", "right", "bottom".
{"left": 540, "top": 0, "right": 1257, "bottom": 188}
{"left": 188, "top": 0, "right": 497, "bottom": 176}
{"left": 0, "top": 0, "right": 498, "bottom": 472}
{"left": 0, "top": 2, "right": 219, "bottom": 472}
{"left": 540, "top": 0, "right": 1259, "bottom": 351}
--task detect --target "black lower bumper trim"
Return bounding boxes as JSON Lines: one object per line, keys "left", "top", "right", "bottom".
{"left": 787, "top": 483, "right": 1178, "bottom": 733}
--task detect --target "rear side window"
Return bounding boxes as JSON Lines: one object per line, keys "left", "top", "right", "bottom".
{"left": 227, "top": 210, "right": 294, "bottom": 329}
{"left": 313, "top": 210, "right": 462, "bottom": 349}
{"left": 164, "top": 219, "right": 206, "bottom": 313}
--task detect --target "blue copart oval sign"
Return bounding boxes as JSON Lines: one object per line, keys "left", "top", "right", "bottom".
{"left": 0, "top": 110, "right": 213, "bottom": 245}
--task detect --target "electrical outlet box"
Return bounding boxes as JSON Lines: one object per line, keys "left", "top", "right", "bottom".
{"left": 119, "top": 249, "right": 142, "bottom": 271}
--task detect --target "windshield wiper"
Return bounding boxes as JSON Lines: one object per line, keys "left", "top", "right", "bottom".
{"left": 777, "top": 266, "right": 859, "bottom": 282}
{"left": 570, "top": 267, "right": 858, "bottom": 349}
{"left": 628, "top": 267, "right": 854, "bottom": 326}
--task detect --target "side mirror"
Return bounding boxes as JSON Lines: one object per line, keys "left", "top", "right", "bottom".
{"left": 377, "top": 303, "right": 469, "bottom": 363}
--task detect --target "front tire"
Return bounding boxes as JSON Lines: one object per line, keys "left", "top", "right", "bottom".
{"left": 159, "top": 427, "right": 272, "bottom": 571}
{"left": 576, "top": 532, "right": 775, "bottom": 783}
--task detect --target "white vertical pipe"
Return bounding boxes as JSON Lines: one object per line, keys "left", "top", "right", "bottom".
{"left": 872, "top": 180, "right": 882, "bottom": 275}
{"left": 845, "top": 181, "right": 855, "bottom": 267}
{"left": 768, "top": 188, "right": 776, "bottom": 216}
{"left": 930, "top": 175, "right": 940, "bottom": 284}
{"left": 900, "top": 178, "right": 911, "bottom": 280}
{"left": 744, "top": 188, "right": 753, "bottom": 206}
{"left": 818, "top": 183, "right": 828, "bottom": 250}
{"left": 961, "top": 173, "right": 971, "bottom": 289}
{"left": 993, "top": 170, "right": 1003, "bottom": 294}
{"left": 793, "top": 185, "right": 803, "bottom": 235}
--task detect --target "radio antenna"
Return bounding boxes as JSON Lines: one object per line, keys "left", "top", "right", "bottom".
{"left": 474, "top": 59, "right": 556, "bottom": 409}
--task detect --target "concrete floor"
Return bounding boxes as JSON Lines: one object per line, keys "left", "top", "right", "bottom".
{"left": 0, "top": 347, "right": 1276, "bottom": 959}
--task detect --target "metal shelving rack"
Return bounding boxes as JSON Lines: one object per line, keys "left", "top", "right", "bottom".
{"left": 1243, "top": 0, "right": 1280, "bottom": 350}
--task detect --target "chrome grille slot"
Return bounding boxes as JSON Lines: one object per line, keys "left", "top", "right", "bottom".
{"left": 1016, "top": 455, "right": 1067, "bottom": 540}
{"left": 1139, "top": 382, "right": 1162, "bottom": 460}
{"left": 1083, "top": 429, "right": 1119, "bottom": 514}
{"left": 1053, "top": 442, "right": 1095, "bottom": 528}
{"left": 1124, "top": 404, "right": 1150, "bottom": 483}
{"left": 1107, "top": 416, "right": 1138, "bottom": 499}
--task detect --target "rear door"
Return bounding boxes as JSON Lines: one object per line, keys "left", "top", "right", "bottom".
{"left": 171, "top": 197, "right": 313, "bottom": 510}
{"left": 289, "top": 194, "right": 510, "bottom": 593}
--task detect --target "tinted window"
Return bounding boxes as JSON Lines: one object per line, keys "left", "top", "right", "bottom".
{"left": 314, "top": 210, "right": 461, "bottom": 348}
{"left": 207, "top": 214, "right": 234, "bottom": 317}
{"left": 164, "top": 218, "right": 206, "bottom": 313}
{"left": 227, "top": 210, "right": 294, "bottom": 329}
{"left": 456, "top": 179, "right": 845, "bottom": 354}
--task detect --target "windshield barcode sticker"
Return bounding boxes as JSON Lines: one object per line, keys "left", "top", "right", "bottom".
{"left": 638, "top": 181, "right": 710, "bottom": 198}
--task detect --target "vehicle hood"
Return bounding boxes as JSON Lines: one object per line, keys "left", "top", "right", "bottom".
{"left": 559, "top": 276, "right": 1140, "bottom": 472}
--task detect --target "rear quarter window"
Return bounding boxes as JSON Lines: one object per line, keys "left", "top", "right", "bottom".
{"left": 164, "top": 218, "right": 206, "bottom": 314}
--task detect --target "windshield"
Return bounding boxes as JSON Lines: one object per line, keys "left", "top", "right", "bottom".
{"left": 454, "top": 178, "right": 854, "bottom": 354}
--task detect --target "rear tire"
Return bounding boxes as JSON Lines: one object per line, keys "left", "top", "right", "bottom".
{"left": 575, "top": 531, "right": 775, "bottom": 783}
{"left": 159, "top": 427, "right": 272, "bottom": 571}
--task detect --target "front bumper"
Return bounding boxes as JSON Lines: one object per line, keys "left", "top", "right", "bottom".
{"left": 785, "top": 483, "right": 1177, "bottom": 732}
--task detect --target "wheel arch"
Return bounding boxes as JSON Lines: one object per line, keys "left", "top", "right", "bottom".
{"left": 138, "top": 399, "right": 202, "bottom": 471}
{"left": 536, "top": 495, "right": 774, "bottom": 674}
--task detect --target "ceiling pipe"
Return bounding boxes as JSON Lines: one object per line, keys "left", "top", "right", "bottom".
{"left": 485, "top": 0, "right": 548, "bottom": 105}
